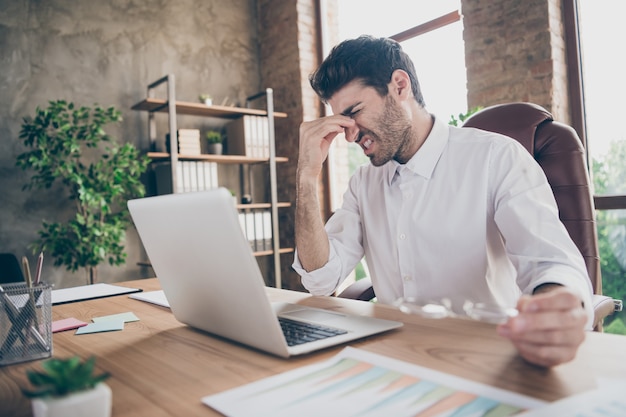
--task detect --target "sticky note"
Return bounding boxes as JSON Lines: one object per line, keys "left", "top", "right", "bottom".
{"left": 52, "top": 318, "right": 88, "bottom": 333}
{"left": 92, "top": 312, "right": 139, "bottom": 323}
{"left": 75, "top": 320, "right": 125, "bottom": 335}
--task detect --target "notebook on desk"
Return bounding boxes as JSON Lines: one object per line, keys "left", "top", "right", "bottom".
{"left": 127, "top": 188, "right": 402, "bottom": 358}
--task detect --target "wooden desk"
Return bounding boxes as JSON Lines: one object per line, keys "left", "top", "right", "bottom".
{"left": 1, "top": 278, "right": 625, "bottom": 416}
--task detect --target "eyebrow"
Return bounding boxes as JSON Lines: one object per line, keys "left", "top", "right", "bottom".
{"left": 340, "top": 102, "right": 361, "bottom": 117}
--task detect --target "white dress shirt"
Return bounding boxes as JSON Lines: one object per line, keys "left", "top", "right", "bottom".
{"left": 293, "top": 116, "right": 594, "bottom": 327}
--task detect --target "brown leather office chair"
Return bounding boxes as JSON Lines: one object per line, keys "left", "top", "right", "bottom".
{"left": 338, "top": 102, "right": 621, "bottom": 330}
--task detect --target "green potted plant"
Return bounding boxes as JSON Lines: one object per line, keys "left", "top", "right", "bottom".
{"left": 22, "top": 356, "right": 112, "bottom": 417}
{"left": 448, "top": 106, "right": 483, "bottom": 126}
{"left": 205, "top": 130, "right": 223, "bottom": 155}
{"left": 16, "top": 100, "right": 150, "bottom": 285}
{"left": 199, "top": 93, "right": 213, "bottom": 106}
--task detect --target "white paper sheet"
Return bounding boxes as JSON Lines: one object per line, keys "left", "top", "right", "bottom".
{"left": 128, "top": 290, "right": 170, "bottom": 308}
{"left": 51, "top": 283, "right": 141, "bottom": 305}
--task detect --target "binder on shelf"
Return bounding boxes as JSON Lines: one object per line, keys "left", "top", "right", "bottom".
{"left": 255, "top": 209, "right": 272, "bottom": 251}
{"left": 254, "top": 210, "right": 265, "bottom": 251}
{"left": 250, "top": 211, "right": 259, "bottom": 251}
{"left": 153, "top": 161, "right": 219, "bottom": 194}
{"left": 237, "top": 208, "right": 272, "bottom": 252}
{"left": 238, "top": 211, "right": 256, "bottom": 251}
{"left": 196, "top": 161, "right": 206, "bottom": 191}
{"left": 225, "top": 115, "right": 270, "bottom": 158}
{"left": 182, "top": 161, "right": 192, "bottom": 192}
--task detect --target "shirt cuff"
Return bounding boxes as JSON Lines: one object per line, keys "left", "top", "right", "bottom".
{"left": 292, "top": 245, "right": 342, "bottom": 296}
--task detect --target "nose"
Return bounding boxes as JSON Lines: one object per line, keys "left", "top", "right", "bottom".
{"left": 344, "top": 124, "right": 359, "bottom": 143}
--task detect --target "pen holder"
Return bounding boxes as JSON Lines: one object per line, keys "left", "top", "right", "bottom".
{"left": 0, "top": 282, "right": 53, "bottom": 366}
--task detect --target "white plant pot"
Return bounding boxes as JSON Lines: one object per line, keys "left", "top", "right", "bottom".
{"left": 207, "top": 143, "right": 223, "bottom": 155}
{"left": 31, "top": 382, "right": 112, "bottom": 417}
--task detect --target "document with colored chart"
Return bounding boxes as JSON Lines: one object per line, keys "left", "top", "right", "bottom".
{"left": 202, "top": 347, "right": 545, "bottom": 417}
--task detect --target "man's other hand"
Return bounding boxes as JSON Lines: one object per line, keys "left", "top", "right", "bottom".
{"left": 497, "top": 286, "right": 587, "bottom": 367}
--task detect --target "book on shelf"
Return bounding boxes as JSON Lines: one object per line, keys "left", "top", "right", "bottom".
{"left": 225, "top": 115, "right": 270, "bottom": 158}
{"left": 166, "top": 129, "right": 202, "bottom": 155}
{"left": 153, "top": 160, "right": 219, "bottom": 194}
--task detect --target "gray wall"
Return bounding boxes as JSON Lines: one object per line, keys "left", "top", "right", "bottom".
{"left": 0, "top": 0, "right": 262, "bottom": 288}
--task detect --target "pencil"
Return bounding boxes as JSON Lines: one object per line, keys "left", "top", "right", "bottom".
{"left": 22, "top": 256, "right": 32, "bottom": 287}
{"left": 34, "top": 252, "right": 44, "bottom": 285}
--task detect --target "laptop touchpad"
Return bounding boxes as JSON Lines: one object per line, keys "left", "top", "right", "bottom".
{"left": 281, "top": 309, "right": 345, "bottom": 323}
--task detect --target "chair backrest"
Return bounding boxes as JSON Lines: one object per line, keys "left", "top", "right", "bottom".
{"left": 462, "top": 102, "right": 601, "bottom": 294}
{"left": 0, "top": 253, "right": 25, "bottom": 284}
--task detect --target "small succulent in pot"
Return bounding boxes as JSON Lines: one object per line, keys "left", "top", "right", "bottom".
{"left": 22, "top": 356, "right": 110, "bottom": 398}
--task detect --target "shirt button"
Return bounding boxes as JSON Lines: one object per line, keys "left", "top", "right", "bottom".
{"left": 399, "top": 233, "right": 406, "bottom": 240}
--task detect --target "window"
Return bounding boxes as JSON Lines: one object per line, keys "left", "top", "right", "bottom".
{"left": 577, "top": 0, "right": 626, "bottom": 333}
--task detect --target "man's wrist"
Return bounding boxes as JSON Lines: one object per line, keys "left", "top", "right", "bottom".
{"left": 532, "top": 282, "right": 563, "bottom": 295}
{"left": 532, "top": 283, "right": 586, "bottom": 309}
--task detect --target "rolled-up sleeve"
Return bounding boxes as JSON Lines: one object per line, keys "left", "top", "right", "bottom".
{"left": 293, "top": 244, "right": 343, "bottom": 295}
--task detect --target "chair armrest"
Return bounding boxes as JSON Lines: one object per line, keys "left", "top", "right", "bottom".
{"left": 593, "top": 294, "right": 619, "bottom": 330}
{"left": 336, "top": 278, "right": 375, "bottom": 301}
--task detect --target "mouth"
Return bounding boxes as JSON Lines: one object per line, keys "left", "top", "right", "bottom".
{"left": 361, "top": 138, "right": 373, "bottom": 150}
{"left": 356, "top": 133, "right": 373, "bottom": 153}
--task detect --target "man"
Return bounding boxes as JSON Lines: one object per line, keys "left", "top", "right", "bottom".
{"left": 292, "top": 35, "right": 593, "bottom": 367}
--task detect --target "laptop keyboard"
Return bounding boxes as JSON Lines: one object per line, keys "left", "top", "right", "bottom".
{"left": 278, "top": 317, "right": 348, "bottom": 347}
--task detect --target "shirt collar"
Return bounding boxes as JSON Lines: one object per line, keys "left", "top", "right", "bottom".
{"left": 385, "top": 115, "right": 450, "bottom": 185}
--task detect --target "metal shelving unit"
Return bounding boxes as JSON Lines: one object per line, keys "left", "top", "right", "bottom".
{"left": 131, "top": 74, "right": 291, "bottom": 288}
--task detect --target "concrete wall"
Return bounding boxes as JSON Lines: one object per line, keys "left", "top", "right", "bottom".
{"left": 0, "top": 0, "right": 262, "bottom": 288}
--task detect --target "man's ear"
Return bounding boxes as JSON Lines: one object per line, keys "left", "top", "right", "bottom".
{"left": 389, "top": 69, "right": 412, "bottom": 100}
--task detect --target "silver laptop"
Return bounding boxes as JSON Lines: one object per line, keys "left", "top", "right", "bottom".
{"left": 127, "top": 188, "right": 402, "bottom": 358}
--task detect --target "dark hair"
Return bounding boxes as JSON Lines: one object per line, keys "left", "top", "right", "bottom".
{"left": 309, "top": 35, "right": 425, "bottom": 106}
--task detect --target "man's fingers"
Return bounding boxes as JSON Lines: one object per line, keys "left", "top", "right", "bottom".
{"left": 300, "top": 115, "right": 355, "bottom": 141}
{"left": 298, "top": 116, "right": 356, "bottom": 177}
{"left": 503, "top": 315, "right": 587, "bottom": 343}
{"left": 301, "top": 122, "right": 342, "bottom": 143}
{"left": 518, "top": 287, "right": 583, "bottom": 313}
{"left": 507, "top": 307, "right": 587, "bottom": 333}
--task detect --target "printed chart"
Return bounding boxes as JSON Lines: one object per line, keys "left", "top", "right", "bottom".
{"left": 203, "top": 347, "right": 545, "bottom": 417}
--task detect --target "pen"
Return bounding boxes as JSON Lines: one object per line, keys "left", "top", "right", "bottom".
{"left": 34, "top": 252, "right": 44, "bottom": 286}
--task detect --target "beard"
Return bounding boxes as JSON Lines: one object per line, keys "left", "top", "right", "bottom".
{"left": 366, "top": 96, "right": 414, "bottom": 167}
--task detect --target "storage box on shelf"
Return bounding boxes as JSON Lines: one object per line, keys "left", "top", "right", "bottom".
{"left": 131, "top": 74, "right": 292, "bottom": 288}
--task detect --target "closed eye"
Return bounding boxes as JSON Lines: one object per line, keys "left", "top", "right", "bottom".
{"left": 340, "top": 103, "right": 362, "bottom": 119}
{"left": 345, "top": 109, "right": 361, "bottom": 119}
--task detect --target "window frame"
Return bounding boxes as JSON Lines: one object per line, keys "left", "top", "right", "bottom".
{"left": 565, "top": 0, "right": 626, "bottom": 211}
